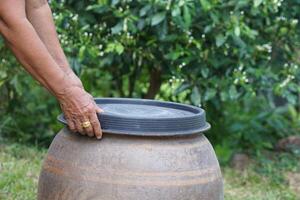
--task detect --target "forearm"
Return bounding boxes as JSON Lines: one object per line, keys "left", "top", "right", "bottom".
{"left": 5, "top": 40, "right": 52, "bottom": 92}
{"left": 0, "top": 17, "right": 70, "bottom": 96}
{"left": 26, "top": 0, "right": 72, "bottom": 73}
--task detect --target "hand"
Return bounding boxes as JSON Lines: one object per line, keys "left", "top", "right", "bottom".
{"left": 56, "top": 86, "right": 103, "bottom": 139}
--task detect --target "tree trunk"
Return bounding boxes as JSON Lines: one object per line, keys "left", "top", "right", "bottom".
{"left": 144, "top": 67, "right": 162, "bottom": 99}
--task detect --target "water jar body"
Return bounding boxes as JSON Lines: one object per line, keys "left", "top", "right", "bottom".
{"left": 38, "top": 128, "right": 223, "bottom": 200}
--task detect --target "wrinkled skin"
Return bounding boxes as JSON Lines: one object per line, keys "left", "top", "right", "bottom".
{"left": 57, "top": 85, "right": 103, "bottom": 138}
{"left": 0, "top": 0, "right": 103, "bottom": 139}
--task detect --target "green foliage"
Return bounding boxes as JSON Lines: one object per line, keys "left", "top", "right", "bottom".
{"left": 0, "top": 0, "right": 299, "bottom": 149}
{"left": 213, "top": 97, "right": 300, "bottom": 152}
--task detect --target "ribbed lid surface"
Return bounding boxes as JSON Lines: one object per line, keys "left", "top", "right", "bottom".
{"left": 58, "top": 98, "right": 210, "bottom": 136}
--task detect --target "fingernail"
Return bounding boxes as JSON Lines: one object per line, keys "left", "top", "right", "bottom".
{"left": 97, "top": 136, "right": 102, "bottom": 140}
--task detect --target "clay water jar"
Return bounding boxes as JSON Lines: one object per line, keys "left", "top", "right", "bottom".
{"left": 38, "top": 98, "right": 223, "bottom": 200}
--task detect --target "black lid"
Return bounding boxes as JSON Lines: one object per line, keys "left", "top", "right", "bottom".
{"left": 57, "top": 98, "right": 210, "bottom": 136}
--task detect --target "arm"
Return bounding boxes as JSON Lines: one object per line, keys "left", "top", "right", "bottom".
{"left": 25, "top": 0, "right": 83, "bottom": 88}
{"left": 0, "top": 0, "right": 102, "bottom": 139}
{"left": 6, "top": 40, "right": 51, "bottom": 91}
{"left": 25, "top": 0, "right": 74, "bottom": 74}
{"left": 0, "top": 1, "right": 68, "bottom": 94}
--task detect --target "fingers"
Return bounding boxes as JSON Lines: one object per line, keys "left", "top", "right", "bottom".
{"left": 59, "top": 89, "right": 104, "bottom": 139}
{"left": 65, "top": 112, "right": 85, "bottom": 135}
{"left": 67, "top": 118, "right": 76, "bottom": 133}
{"left": 65, "top": 114, "right": 76, "bottom": 133}
{"left": 82, "top": 117, "right": 94, "bottom": 137}
{"left": 75, "top": 117, "right": 85, "bottom": 136}
{"left": 89, "top": 112, "right": 102, "bottom": 139}
{"left": 82, "top": 103, "right": 103, "bottom": 139}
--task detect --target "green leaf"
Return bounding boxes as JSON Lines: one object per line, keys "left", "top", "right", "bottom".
{"left": 0, "top": 70, "right": 7, "bottom": 80}
{"left": 115, "top": 44, "right": 124, "bottom": 55}
{"left": 191, "top": 86, "right": 201, "bottom": 105}
{"left": 105, "top": 42, "right": 124, "bottom": 55}
{"left": 10, "top": 76, "right": 23, "bottom": 95}
{"left": 69, "top": 57, "right": 81, "bottom": 75}
{"left": 216, "top": 34, "right": 226, "bottom": 47}
{"left": 97, "top": 0, "right": 108, "bottom": 5}
{"left": 229, "top": 85, "right": 239, "bottom": 99}
{"left": 137, "top": 19, "right": 146, "bottom": 30}
{"left": 201, "top": 67, "right": 209, "bottom": 78}
{"left": 200, "top": 0, "right": 212, "bottom": 11}
{"left": 232, "top": 35, "right": 246, "bottom": 48}
{"left": 79, "top": 46, "right": 86, "bottom": 60}
{"left": 171, "top": 6, "right": 181, "bottom": 17}
{"left": 183, "top": 5, "right": 192, "bottom": 29}
{"left": 220, "top": 91, "right": 228, "bottom": 101}
{"left": 174, "top": 83, "right": 191, "bottom": 95}
{"left": 164, "top": 51, "right": 181, "bottom": 60}
{"left": 254, "top": 0, "right": 263, "bottom": 7}
{"left": 151, "top": 12, "right": 166, "bottom": 26}
{"left": 234, "top": 26, "right": 241, "bottom": 36}
{"left": 86, "top": 5, "right": 109, "bottom": 14}
{"left": 111, "top": 22, "right": 123, "bottom": 34}
{"left": 140, "top": 5, "right": 151, "bottom": 17}
{"left": 158, "top": 20, "right": 168, "bottom": 39}
{"left": 204, "top": 25, "right": 212, "bottom": 33}
{"left": 111, "top": 0, "right": 120, "bottom": 6}
{"left": 204, "top": 88, "right": 216, "bottom": 101}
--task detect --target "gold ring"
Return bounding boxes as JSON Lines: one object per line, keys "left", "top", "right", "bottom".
{"left": 82, "top": 121, "right": 91, "bottom": 128}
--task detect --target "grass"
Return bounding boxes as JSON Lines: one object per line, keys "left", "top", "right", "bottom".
{"left": 0, "top": 142, "right": 299, "bottom": 200}
{"left": 224, "top": 168, "right": 297, "bottom": 200}
{"left": 0, "top": 143, "right": 45, "bottom": 200}
{"left": 224, "top": 150, "right": 300, "bottom": 200}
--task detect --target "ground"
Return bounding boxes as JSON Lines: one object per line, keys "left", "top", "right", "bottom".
{"left": 0, "top": 143, "right": 299, "bottom": 200}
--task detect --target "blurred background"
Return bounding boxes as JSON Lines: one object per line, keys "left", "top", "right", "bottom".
{"left": 0, "top": 0, "right": 299, "bottom": 199}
